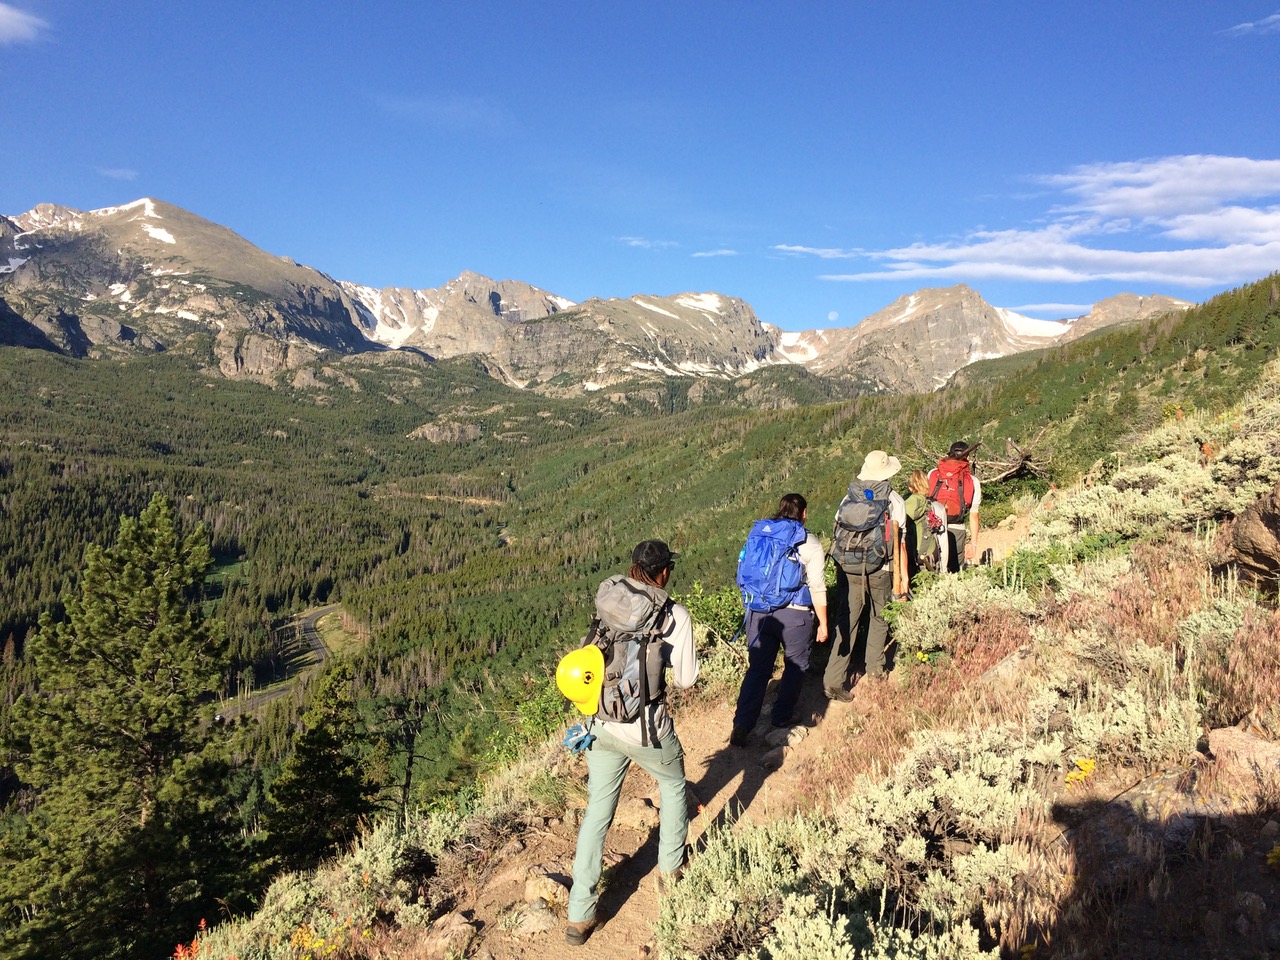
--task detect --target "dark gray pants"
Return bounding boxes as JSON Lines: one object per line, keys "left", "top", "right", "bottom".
{"left": 824, "top": 562, "right": 893, "bottom": 690}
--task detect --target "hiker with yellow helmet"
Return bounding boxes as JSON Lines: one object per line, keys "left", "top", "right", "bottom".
{"left": 563, "top": 539, "right": 698, "bottom": 947}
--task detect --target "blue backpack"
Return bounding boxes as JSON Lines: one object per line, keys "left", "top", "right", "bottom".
{"left": 736, "top": 518, "right": 810, "bottom": 613}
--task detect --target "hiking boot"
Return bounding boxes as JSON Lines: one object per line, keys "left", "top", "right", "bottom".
{"left": 825, "top": 687, "right": 853, "bottom": 703}
{"left": 655, "top": 867, "right": 684, "bottom": 897}
{"left": 565, "top": 917, "right": 597, "bottom": 946}
{"left": 729, "top": 726, "right": 750, "bottom": 747}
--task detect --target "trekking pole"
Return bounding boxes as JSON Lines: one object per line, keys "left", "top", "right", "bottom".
{"left": 723, "top": 613, "right": 748, "bottom": 668}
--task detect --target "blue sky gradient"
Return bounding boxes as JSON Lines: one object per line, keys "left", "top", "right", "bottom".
{"left": 2, "top": 2, "right": 1279, "bottom": 330}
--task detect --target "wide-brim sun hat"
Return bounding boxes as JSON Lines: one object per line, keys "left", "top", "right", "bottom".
{"left": 857, "top": 450, "right": 901, "bottom": 482}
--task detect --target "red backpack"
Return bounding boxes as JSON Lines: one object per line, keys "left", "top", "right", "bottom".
{"left": 930, "top": 458, "right": 975, "bottom": 522}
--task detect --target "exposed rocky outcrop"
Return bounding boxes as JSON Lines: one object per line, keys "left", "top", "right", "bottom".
{"left": 1229, "top": 480, "right": 1280, "bottom": 585}
{"left": 1060, "top": 293, "right": 1193, "bottom": 342}
{"left": 0, "top": 198, "right": 367, "bottom": 379}
{"left": 407, "top": 421, "right": 484, "bottom": 443}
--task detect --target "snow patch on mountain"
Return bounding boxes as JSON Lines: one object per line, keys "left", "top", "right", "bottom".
{"left": 95, "top": 198, "right": 160, "bottom": 220}
{"left": 0, "top": 257, "right": 27, "bottom": 273}
{"left": 154, "top": 306, "right": 202, "bottom": 322}
{"left": 885, "top": 294, "right": 922, "bottom": 325}
{"left": 342, "top": 284, "right": 427, "bottom": 348}
{"left": 675, "top": 293, "right": 723, "bottom": 315}
{"left": 635, "top": 298, "right": 680, "bottom": 320}
{"left": 143, "top": 224, "right": 176, "bottom": 244}
{"left": 773, "top": 329, "right": 825, "bottom": 363}
{"left": 997, "top": 307, "right": 1067, "bottom": 340}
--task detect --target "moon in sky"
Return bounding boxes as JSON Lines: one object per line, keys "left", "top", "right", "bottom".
{"left": 828, "top": 311, "right": 839, "bottom": 322}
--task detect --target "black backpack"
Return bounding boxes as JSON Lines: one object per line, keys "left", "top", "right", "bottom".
{"left": 830, "top": 481, "right": 892, "bottom": 572}
{"left": 582, "top": 575, "right": 671, "bottom": 745}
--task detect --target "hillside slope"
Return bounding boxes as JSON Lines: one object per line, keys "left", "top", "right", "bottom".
{"left": 184, "top": 346, "right": 1280, "bottom": 958}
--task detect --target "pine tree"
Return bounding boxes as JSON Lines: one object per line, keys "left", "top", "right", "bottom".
{"left": 261, "top": 661, "right": 377, "bottom": 873}
{"left": 0, "top": 493, "right": 238, "bottom": 960}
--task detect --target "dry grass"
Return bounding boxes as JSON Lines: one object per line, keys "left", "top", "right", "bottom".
{"left": 1201, "top": 604, "right": 1280, "bottom": 734}
{"left": 794, "top": 608, "right": 1034, "bottom": 804}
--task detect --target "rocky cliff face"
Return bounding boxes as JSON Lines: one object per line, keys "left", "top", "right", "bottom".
{"left": 339, "top": 280, "right": 782, "bottom": 394}
{"left": 339, "top": 271, "right": 575, "bottom": 355}
{"left": 0, "top": 199, "right": 370, "bottom": 382}
{"left": 1060, "top": 293, "right": 1193, "bottom": 342}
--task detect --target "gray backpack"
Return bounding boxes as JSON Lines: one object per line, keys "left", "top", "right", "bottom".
{"left": 831, "top": 480, "right": 892, "bottom": 572}
{"left": 582, "top": 575, "right": 671, "bottom": 745}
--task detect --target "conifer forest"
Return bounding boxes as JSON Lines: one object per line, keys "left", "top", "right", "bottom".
{"left": 1, "top": 275, "right": 1278, "bottom": 959}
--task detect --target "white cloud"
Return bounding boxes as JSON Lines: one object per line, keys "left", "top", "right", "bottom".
{"left": 1222, "top": 12, "right": 1280, "bottom": 36}
{"left": 1162, "top": 205, "right": 1280, "bottom": 243}
{"left": 619, "top": 236, "right": 678, "bottom": 250}
{"left": 774, "top": 243, "right": 859, "bottom": 259}
{"left": 691, "top": 248, "right": 737, "bottom": 258}
{"left": 0, "top": 3, "right": 47, "bottom": 43}
{"left": 1043, "top": 155, "right": 1280, "bottom": 218}
{"left": 98, "top": 167, "right": 139, "bottom": 181}
{"left": 795, "top": 155, "right": 1280, "bottom": 290}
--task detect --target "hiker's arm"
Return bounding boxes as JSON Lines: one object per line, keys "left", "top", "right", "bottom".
{"left": 667, "top": 606, "right": 699, "bottom": 689}
{"left": 966, "top": 477, "right": 982, "bottom": 563}
{"left": 799, "top": 535, "right": 828, "bottom": 642}
{"left": 891, "top": 520, "right": 906, "bottom": 598}
{"left": 966, "top": 511, "right": 980, "bottom": 562}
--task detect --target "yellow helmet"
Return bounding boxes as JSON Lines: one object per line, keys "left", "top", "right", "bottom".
{"left": 556, "top": 646, "right": 605, "bottom": 716}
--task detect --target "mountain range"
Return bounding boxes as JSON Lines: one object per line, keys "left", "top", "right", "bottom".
{"left": 0, "top": 198, "right": 1193, "bottom": 396}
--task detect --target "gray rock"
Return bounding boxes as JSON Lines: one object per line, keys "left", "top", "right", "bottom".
{"left": 615, "top": 796, "right": 658, "bottom": 829}
{"left": 1235, "top": 891, "right": 1266, "bottom": 919}
{"left": 421, "top": 911, "right": 478, "bottom": 959}
{"left": 524, "top": 871, "right": 569, "bottom": 909}
{"left": 761, "top": 746, "right": 787, "bottom": 771}
{"left": 512, "top": 898, "right": 558, "bottom": 936}
{"left": 765, "top": 724, "right": 810, "bottom": 748}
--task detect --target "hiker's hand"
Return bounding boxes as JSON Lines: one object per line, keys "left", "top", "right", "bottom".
{"left": 964, "top": 541, "right": 976, "bottom": 561}
{"left": 815, "top": 623, "right": 828, "bottom": 643}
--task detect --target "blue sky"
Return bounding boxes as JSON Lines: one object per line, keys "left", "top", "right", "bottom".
{"left": 3, "top": 2, "right": 1279, "bottom": 331}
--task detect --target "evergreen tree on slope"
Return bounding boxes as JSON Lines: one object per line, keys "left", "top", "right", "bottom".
{"left": 0, "top": 493, "right": 239, "bottom": 960}
{"left": 262, "top": 660, "right": 377, "bottom": 874}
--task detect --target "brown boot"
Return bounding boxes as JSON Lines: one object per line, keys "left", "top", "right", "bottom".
{"left": 565, "top": 917, "right": 597, "bottom": 946}
{"left": 654, "top": 867, "right": 684, "bottom": 897}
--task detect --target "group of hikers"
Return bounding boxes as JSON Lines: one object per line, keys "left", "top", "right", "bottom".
{"left": 554, "top": 441, "right": 982, "bottom": 946}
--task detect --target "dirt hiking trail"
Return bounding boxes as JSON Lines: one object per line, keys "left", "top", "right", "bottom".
{"left": 455, "top": 523, "right": 1028, "bottom": 960}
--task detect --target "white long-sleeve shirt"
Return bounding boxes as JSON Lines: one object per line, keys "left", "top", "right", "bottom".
{"left": 795, "top": 532, "right": 828, "bottom": 609}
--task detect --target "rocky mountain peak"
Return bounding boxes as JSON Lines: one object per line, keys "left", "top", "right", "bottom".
{"left": 1, "top": 197, "right": 1197, "bottom": 398}
{"left": 1062, "top": 293, "right": 1193, "bottom": 342}
{"left": 12, "top": 202, "right": 85, "bottom": 232}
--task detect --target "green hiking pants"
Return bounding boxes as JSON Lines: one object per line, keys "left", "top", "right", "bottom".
{"left": 568, "top": 724, "right": 688, "bottom": 923}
